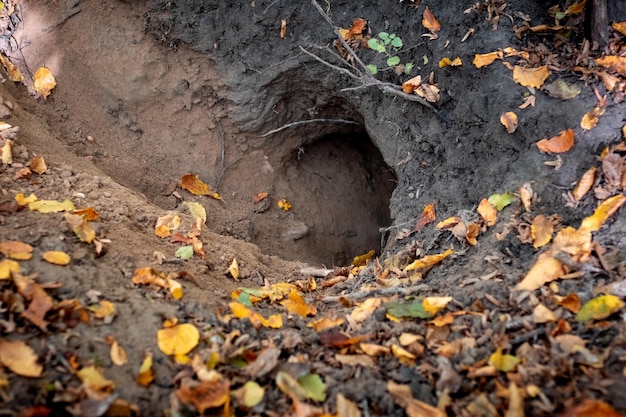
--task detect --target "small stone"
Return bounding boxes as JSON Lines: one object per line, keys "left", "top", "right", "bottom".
{"left": 60, "top": 170, "right": 73, "bottom": 178}
{"left": 408, "top": 192, "right": 415, "bottom": 199}
{"left": 0, "top": 103, "right": 11, "bottom": 119}
{"left": 103, "top": 191, "right": 112, "bottom": 198}
{"left": 239, "top": 144, "right": 248, "bottom": 152}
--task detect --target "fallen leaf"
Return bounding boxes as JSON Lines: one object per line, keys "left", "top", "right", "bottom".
{"left": 253, "top": 192, "right": 268, "bottom": 203}
{"left": 77, "top": 366, "right": 115, "bottom": 400}
{"left": 531, "top": 214, "right": 553, "bottom": 248}
{"left": 110, "top": 339, "right": 128, "bottom": 366}
{"left": 336, "top": 393, "right": 361, "bottom": 417}
{"left": 557, "top": 293, "right": 581, "bottom": 313}
{"left": 404, "top": 249, "right": 453, "bottom": 272}
{"left": 489, "top": 348, "right": 520, "bottom": 372}
{"left": 42, "top": 251, "right": 71, "bottom": 266}
{"left": 340, "top": 18, "right": 367, "bottom": 40}
{"left": 0, "top": 259, "right": 20, "bottom": 279}
{"left": 561, "top": 399, "right": 625, "bottom": 417}
{"left": 512, "top": 65, "right": 551, "bottom": 88}
{"left": 0, "top": 139, "right": 12, "bottom": 165}
{"left": 473, "top": 51, "right": 503, "bottom": 68}
{"left": 542, "top": 79, "right": 581, "bottom": 100}
{"left": 500, "top": 112, "right": 518, "bottom": 133}
{"left": 297, "top": 373, "right": 327, "bottom": 402}
{"left": 182, "top": 201, "right": 206, "bottom": 231}
{"left": 518, "top": 95, "right": 536, "bottom": 109}
{"left": 307, "top": 316, "right": 345, "bottom": 331}
{"left": 0, "top": 241, "right": 33, "bottom": 260}
{"left": 391, "top": 344, "right": 416, "bottom": 366}
{"left": 532, "top": 303, "right": 557, "bottom": 323}
{"left": 352, "top": 250, "right": 375, "bottom": 267}
{"left": 595, "top": 55, "right": 626, "bottom": 76}
{"left": 181, "top": 174, "right": 221, "bottom": 200}
{"left": 137, "top": 352, "right": 154, "bottom": 387}
{"left": 157, "top": 323, "right": 200, "bottom": 355}
{"left": 439, "top": 57, "right": 462, "bottom": 68}
{"left": 155, "top": 212, "right": 180, "bottom": 238}
{"left": 350, "top": 297, "right": 381, "bottom": 323}
{"left": 536, "top": 128, "right": 575, "bottom": 153}
{"left": 572, "top": 167, "right": 596, "bottom": 201}
{"left": 422, "top": 6, "right": 441, "bottom": 33}
{"left": 581, "top": 107, "right": 605, "bottom": 130}
{"left": 602, "top": 153, "right": 623, "bottom": 187}
{"left": 64, "top": 213, "right": 96, "bottom": 243}
{"left": 402, "top": 75, "right": 422, "bottom": 94}
{"left": 278, "top": 199, "right": 292, "bottom": 211}
{"left": 177, "top": 376, "right": 230, "bottom": 414}
{"left": 227, "top": 258, "right": 239, "bottom": 280}
{"left": 385, "top": 300, "right": 431, "bottom": 319}
{"left": 73, "top": 207, "right": 100, "bottom": 221}
{"left": 388, "top": 381, "right": 446, "bottom": 417}
{"left": 516, "top": 250, "right": 566, "bottom": 291}
{"left": 175, "top": 245, "right": 194, "bottom": 260}
{"left": 89, "top": 300, "right": 116, "bottom": 319}
{"left": 575, "top": 295, "right": 625, "bottom": 322}
{"left": 167, "top": 277, "right": 183, "bottom": 300}
{"left": 33, "top": 67, "right": 57, "bottom": 99}
{"left": 505, "top": 382, "right": 524, "bottom": 417}
{"left": 229, "top": 301, "right": 283, "bottom": 329}
{"left": 579, "top": 194, "right": 626, "bottom": 233}
{"left": 280, "top": 19, "right": 286, "bottom": 38}
{"left": 29, "top": 199, "right": 75, "bottom": 213}
{"left": 0, "top": 339, "right": 42, "bottom": 377}
{"left": 519, "top": 182, "right": 534, "bottom": 211}
{"left": 477, "top": 198, "right": 498, "bottom": 226}
{"left": 359, "top": 343, "right": 390, "bottom": 356}
{"left": 488, "top": 192, "right": 515, "bottom": 211}
{"left": 15, "top": 193, "right": 37, "bottom": 206}
{"left": 281, "top": 289, "right": 317, "bottom": 317}
{"left": 422, "top": 296, "right": 452, "bottom": 316}
{"left": 0, "top": 55, "right": 24, "bottom": 82}
{"left": 29, "top": 156, "right": 47, "bottom": 174}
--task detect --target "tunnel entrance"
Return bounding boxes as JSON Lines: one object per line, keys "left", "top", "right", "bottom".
{"left": 251, "top": 131, "right": 396, "bottom": 266}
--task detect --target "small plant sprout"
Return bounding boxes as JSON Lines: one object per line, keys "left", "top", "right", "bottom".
{"left": 366, "top": 32, "right": 414, "bottom": 75}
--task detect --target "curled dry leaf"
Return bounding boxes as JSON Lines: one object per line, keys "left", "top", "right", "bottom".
{"left": 181, "top": 174, "right": 222, "bottom": 200}
{"left": 572, "top": 167, "right": 595, "bottom": 201}
{"left": 512, "top": 65, "right": 551, "bottom": 88}
{"left": 477, "top": 198, "right": 497, "bottom": 227}
{"left": 580, "top": 107, "right": 605, "bottom": 130}
{"left": 530, "top": 214, "right": 553, "bottom": 248}
{"left": 277, "top": 199, "right": 292, "bottom": 211}
{"left": 536, "top": 128, "right": 575, "bottom": 154}
{"left": 1, "top": 139, "right": 13, "bottom": 164}
{"left": 155, "top": 212, "right": 181, "bottom": 238}
{"left": 404, "top": 249, "right": 453, "bottom": 272}
{"left": 500, "top": 112, "right": 518, "bottom": 133}
{"left": 579, "top": 194, "right": 626, "bottom": 233}
{"left": 0, "top": 55, "right": 24, "bottom": 82}
{"left": 422, "top": 6, "right": 441, "bottom": 33}
{"left": 33, "top": 67, "right": 57, "bottom": 99}
{"left": 439, "top": 57, "right": 462, "bottom": 68}
{"left": 137, "top": 353, "right": 154, "bottom": 387}
{"left": 29, "top": 156, "right": 47, "bottom": 174}
{"left": 612, "top": 22, "right": 626, "bottom": 36}
{"left": 473, "top": 51, "right": 503, "bottom": 68}
{"left": 280, "top": 19, "right": 286, "bottom": 39}
{"left": 402, "top": 75, "right": 422, "bottom": 94}
{"left": 253, "top": 192, "right": 268, "bottom": 203}
{"left": 516, "top": 250, "right": 565, "bottom": 291}
{"left": 227, "top": 258, "right": 239, "bottom": 280}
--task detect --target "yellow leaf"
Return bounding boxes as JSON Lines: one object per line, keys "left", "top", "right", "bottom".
{"left": 157, "top": 323, "right": 200, "bottom": 356}
{"left": 29, "top": 156, "right": 47, "bottom": 174}
{"left": 64, "top": 213, "right": 96, "bottom": 243}
{"left": 278, "top": 199, "right": 292, "bottom": 211}
{"left": 575, "top": 295, "right": 625, "bottom": 322}
{"left": 422, "top": 296, "right": 452, "bottom": 316}
{"left": 154, "top": 212, "right": 180, "bottom": 238}
{"left": 42, "top": 251, "right": 71, "bottom": 266}
{"left": 182, "top": 201, "right": 206, "bottom": 230}
{"left": 404, "top": 249, "right": 453, "bottom": 271}
{"left": 110, "top": 340, "right": 128, "bottom": 366}
{"left": 536, "top": 128, "right": 575, "bottom": 154}
{"left": 552, "top": 226, "right": 592, "bottom": 262}
{"left": 579, "top": 194, "right": 626, "bottom": 233}
{"left": 564, "top": 0, "right": 587, "bottom": 15}
{"left": 0, "top": 259, "right": 20, "bottom": 279}
{"left": 581, "top": 107, "right": 605, "bottom": 130}
{"left": 439, "top": 57, "right": 462, "bottom": 68}
{"left": 530, "top": 214, "right": 553, "bottom": 248}
{"left": 572, "top": 167, "right": 596, "bottom": 201}
{"left": 473, "top": 51, "right": 503, "bottom": 68}
{"left": 228, "top": 258, "right": 239, "bottom": 280}
{"left": 241, "top": 380, "right": 265, "bottom": 408}
{"left": 89, "top": 300, "right": 117, "bottom": 319}
{"left": 595, "top": 55, "right": 626, "bottom": 76}
{"left": 436, "top": 216, "right": 460, "bottom": 229}
{"left": 0, "top": 241, "right": 33, "bottom": 260}
{"left": 29, "top": 199, "right": 75, "bottom": 213}
{"left": 477, "top": 198, "right": 498, "bottom": 226}
{"left": 1, "top": 139, "right": 12, "bottom": 164}
{"left": 500, "top": 111, "right": 518, "bottom": 134}
{"left": 352, "top": 249, "right": 375, "bottom": 267}
{"left": 516, "top": 250, "right": 565, "bottom": 291}
{"left": 137, "top": 353, "right": 154, "bottom": 387}
{"left": 0, "top": 55, "right": 24, "bottom": 82}
{"left": 229, "top": 302, "right": 283, "bottom": 329}
{"left": 422, "top": 6, "right": 441, "bottom": 33}
{"left": 359, "top": 342, "right": 390, "bottom": 356}
{"left": 307, "top": 316, "right": 345, "bottom": 331}
{"left": 281, "top": 289, "right": 317, "bottom": 317}
{"left": 350, "top": 297, "right": 381, "bottom": 323}
{"left": 391, "top": 344, "right": 416, "bottom": 366}
{"left": 613, "top": 22, "right": 626, "bottom": 36}
{"left": 33, "top": 67, "right": 57, "bottom": 99}
{"left": 168, "top": 277, "right": 183, "bottom": 300}
{"left": 0, "top": 339, "right": 42, "bottom": 377}
{"left": 77, "top": 366, "right": 115, "bottom": 399}
{"left": 512, "top": 65, "right": 551, "bottom": 88}
{"left": 15, "top": 193, "right": 37, "bottom": 205}
{"left": 181, "top": 174, "right": 222, "bottom": 200}
{"left": 489, "top": 348, "right": 520, "bottom": 372}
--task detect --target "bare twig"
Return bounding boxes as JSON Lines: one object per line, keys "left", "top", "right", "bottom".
{"left": 260, "top": 118, "right": 360, "bottom": 137}
{"left": 300, "top": 267, "right": 334, "bottom": 277}
{"left": 299, "top": 46, "right": 359, "bottom": 80}
{"left": 321, "top": 284, "right": 429, "bottom": 303}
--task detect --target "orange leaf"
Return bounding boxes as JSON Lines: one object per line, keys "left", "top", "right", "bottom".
{"left": 253, "top": 192, "right": 268, "bottom": 203}
{"left": 307, "top": 316, "right": 345, "bottom": 332}
{"left": 402, "top": 75, "right": 422, "bottom": 94}
{"left": 500, "top": 112, "right": 518, "bottom": 133}
{"left": 137, "top": 352, "right": 154, "bottom": 387}
{"left": 345, "top": 18, "right": 366, "bottom": 39}
{"left": 404, "top": 249, "right": 453, "bottom": 271}
{"left": 595, "top": 55, "right": 626, "bottom": 76}
{"left": 580, "top": 107, "right": 605, "bottom": 130}
{"left": 155, "top": 212, "right": 181, "bottom": 238}
{"left": 64, "top": 213, "right": 96, "bottom": 243}
{"left": 477, "top": 198, "right": 497, "bottom": 227}
{"left": 473, "top": 51, "right": 503, "bottom": 68}
{"left": 439, "top": 57, "right": 462, "bottom": 68}
{"left": 561, "top": 399, "right": 625, "bottom": 417}
{"left": 42, "top": 251, "right": 71, "bottom": 266}
{"left": 29, "top": 156, "right": 47, "bottom": 174}
{"left": 73, "top": 207, "right": 100, "bottom": 221}
{"left": 558, "top": 293, "right": 581, "bottom": 314}
{"left": 531, "top": 215, "right": 553, "bottom": 248}
{"left": 552, "top": 226, "right": 592, "bottom": 262}
{"left": 512, "top": 65, "right": 551, "bottom": 88}
{"left": 280, "top": 289, "right": 317, "bottom": 317}
{"left": 0, "top": 241, "right": 33, "bottom": 260}
{"left": 516, "top": 250, "right": 566, "bottom": 291}
{"left": 572, "top": 167, "right": 596, "bottom": 201}
{"left": 465, "top": 223, "right": 480, "bottom": 246}
{"left": 181, "top": 174, "right": 221, "bottom": 200}
{"left": 177, "top": 377, "right": 230, "bottom": 414}
{"left": 422, "top": 6, "right": 441, "bottom": 33}
{"left": 564, "top": 0, "right": 587, "bottom": 16}
{"left": 613, "top": 22, "right": 626, "bottom": 36}
{"left": 536, "top": 128, "right": 575, "bottom": 153}
{"left": 579, "top": 194, "right": 626, "bottom": 233}
{"left": 33, "top": 67, "right": 56, "bottom": 99}
{"left": 277, "top": 199, "right": 292, "bottom": 211}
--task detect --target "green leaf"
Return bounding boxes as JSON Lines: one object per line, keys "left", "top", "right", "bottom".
{"left": 488, "top": 192, "right": 515, "bottom": 211}
{"left": 389, "top": 33, "right": 396, "bottom": 39}
{"left": 367, "top": 64, "right": 378, "bottom": 75}
{"left": 297, "top": 374, "right": 326, "bottom": 402}
{"left": 555, "top": 11, "right": 565, "bottom": 20}
{"left": 175, "top": 245, "right": 194, "bottom": 260}
{"left": 387, "top": 56, "right": 401, "bottom": 67}
{"left": 385, "top": 300, "right": 432, "bottom": 319}
{"left": 391, "top": 37, "right": 403, "bottom": 48}
{"left": 489, "top": 348, "right": 520, "bottom": 372}
{"left": 423, "top": 55, "right": 429, "bottom": 65}
{"left": 378, "top": 32, "right": 390, "bottom": 40}
{"left": 236, "top": 291, "right": 253, "bottom": 307}
{"left": 575, "top": 295, "right": 625, "bottom": 322}
{"left": 367, "top": 38, "right": 380, "bottom": 50}
{"left": 404, "top": 62, "right": 414, "bottom": 74}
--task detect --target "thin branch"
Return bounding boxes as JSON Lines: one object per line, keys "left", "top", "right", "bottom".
{"left": 299, "top": 46, "right": 358, "bottom": 80}
{"left": 260, "top": 118, "right": 360, "bottom": 137}
{"left": 321, "top": 284, "right": 429, "bottom": 303}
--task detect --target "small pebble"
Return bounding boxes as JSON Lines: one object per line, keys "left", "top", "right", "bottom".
{"left": 408, "top": 192, "right": 415, "bottom": 199}
{"left": 103, "top": 191, "right": 111, "bottom": 198}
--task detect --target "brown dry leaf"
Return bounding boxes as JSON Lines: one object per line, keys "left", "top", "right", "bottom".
{"left": 391, "top": 344, "right": 416, "bottom": 366}
{"left": 473, "top": 51, "right": 503, "bottom": 68}
{"left": 516, "top": 250, "right": 566, "bottom": 291}
{"left": 500, "top": 112, "right": 518, "bottom": 134}
{"left": 505, "top": 382, "right": 524, "bottom": 417}
{"left": 340, "top": 18, "right": 367, "bottom": 40}
{"left": 177, "top": 377, "right": 230, "bottom": 414}
{"left": 307, "top": 316, "right": 345, "bottom": 331}
{"left": 518, "top": 95, "right": 536, "bottom": 109}
{"left": 531, "top": 214, "right": 553, "bottom": 248}
{"left": 439, "top": 57, "right": 462, "bottom": 68}
{"left": 412, "top": 202, "right": 437, "bottom": 234}
{"left": 552, "top": 226, "right": 592, "bottom": 262}
{"left": 14, "top": 167, "right": 32, "bottom": 180}
{"left": 157, "top": 323, "right": 200, "bottom": 356}
{"left": 155, "top": 212, "right": 181, "bottom": 238}
{"left": 360, "top": 343, "right": 390, "bottom": 356}
{"left": 33, "top": 67, "right": 57, "bottom": 99}
{"left": 404, "top": 249, "right": 453, "bottom": 272}
{"left": 350, "top": 297, "right": 381, "bottom": 323}
{"left": 336, "top": 354, "right": 376, "bottom": 368}
{"left": 253, "top": 192, "right": 268, "bottom": 203}
{"left": 0, "top": 240, "right": 33, "bottom": 260}
{"left": 519, "top": 182, "right": 534, "bottom": 212}
{"left": 0, "top": 55, "right": 24, "bottom": 82}
{"left": 227, "top": 258, "right": 239, "bottom": 280}
{"left": 561, "top": 399, "right": 625, "bottom": 417}
{"left": 558, "top": 293, "right": 581, "bottom": 313}
{"left": 536, "top": 128, "right": 575, "bottom": 154}
{"left": 415, "top": 82, "right": 440, "bottom": 103}
{"left": 77, "top": 366, "right": 115, "bottom": 400}
{"left": 581, "top": 107, "right": 605, "bottom": 130}
{"left": 337, "top": 393, "right": 361, "bottom": 417}
{"left": 181, "top": 174, "right": 222, "bottom": 200}
{"left": 281, "top": 289, "right": 317, "bottom": 317}
{"left": 29, "top": 156, "right": 47, "bottom": 174}
{"left": 579, "top": 194, "right": 626, "bottom": 233}
{"left": 512, "top": 65, "right": 551, "bottom": 88}
{"left": 110, "top": 339, "right": 128, "bottom": 366}
{"left": 64, "top": 212, "right": 96, "bottom": 243}
{"left": 422, "top": 6, "right": 441, "bottom": 34}
{"left": 613, "top": 22, "right": 626, "bottom": 36}
{"left": 0, "top": 139, "right": 12, "bottom": 165}
{"left": 137, "top": 352, "right": 154, "bottom": 387}
{"left": 572, "top": 167, "right": 596, "bottom": 201}
{"left": 595, "top": 55, "right": 626, "bottom": 76}
{"left": 603, "top": 153, "right": 623, "bottom": 188}
{"left": 478, "top": 198, "right": 498, "bottom": 226}
{"left": 402, "top": 75, "right": 422, "bottom": 94}
{"left": 465, "top": 223, "right": 480, "bottom": 245}
{"left": 532, "top": 303, "right": 557, "bottom": 323}
{"left": 280, "top": 19, "right": 286, "bottom": 39}
{"left": 598, "top": 72, "right": 620, "bottom": 91}
{"left": 0, "top": 339, "right": 43, "bottom": 377}
{"left": 387, "top": 381, "right": 446, "bottom": 417}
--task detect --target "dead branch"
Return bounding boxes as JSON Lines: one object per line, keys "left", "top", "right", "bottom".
{"left": 321, "top": 284, "right": 429, "bottom": 303}
{"left": 260, "top": 118, "right": 360, "bottom": 137}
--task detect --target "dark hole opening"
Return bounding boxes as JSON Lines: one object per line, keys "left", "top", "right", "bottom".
{"left": 252, "top": 131, "right": 396, "bottom": 266}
